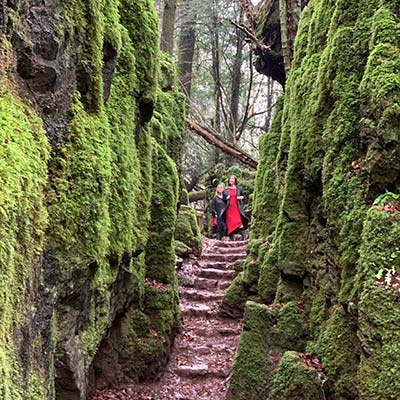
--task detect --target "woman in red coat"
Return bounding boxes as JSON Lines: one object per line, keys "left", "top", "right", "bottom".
{"left": 223, "top": 175, "right": 249, "bottom": 240}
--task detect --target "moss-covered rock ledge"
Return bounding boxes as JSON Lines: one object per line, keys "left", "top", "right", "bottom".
{"left": 0, "top": 0, "right": 187, "bottom": 398}
{"left": 228, "top": 0, "right": 400, "bottom": 399}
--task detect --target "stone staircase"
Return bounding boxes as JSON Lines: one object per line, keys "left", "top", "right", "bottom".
{"left": 88, "top": 237, "right": 248, "bottom": 400}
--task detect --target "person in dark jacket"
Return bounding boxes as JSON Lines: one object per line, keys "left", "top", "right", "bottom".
{"left": 211, "top": 183, "right": 227, "bottom": 240}
{"left": 223, "top": 175, "right": 249, "bottom": 240}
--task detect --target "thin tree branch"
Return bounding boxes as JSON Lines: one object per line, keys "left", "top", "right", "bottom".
{"left": 185, "top": 117, "right": 258, "bottom": 169}
{"left": 236, "top": 48, "right": 253, "bottom": 141}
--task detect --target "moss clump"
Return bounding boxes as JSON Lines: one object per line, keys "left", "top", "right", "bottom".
{"left": 0, "top": 91, "right": 50, "bottom": 398}
{"left": 272, "top": 302, "right": 308, "bottom": 352}
{"left": 227, "top": 301, "right": 274, "bottom": 400}
{"left": 251, "top": 97, "right": 283, "bottom": 239}
{"left": 267, "top": 351, "right": 324, "bottom": 400}
{"left": 220, "top": 272, "right": 249, "bottom": 318}
{"left": 315, "top": 306, "right": 359, "bottom": 398}
{"left": 145, "top": 141, "right": 179, "bottom": 284}
{"left": 257, "top": 243, "right": 280, "bottom": 303}
{"left": 175, "top": 205, "right": 202, "bottom": 256}
{"left": 175, "top": 240, "right": 190, "bottom": 257}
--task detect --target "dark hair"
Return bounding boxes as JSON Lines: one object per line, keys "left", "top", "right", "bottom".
{"left": 228, "top": 175, "right": 238, "bottom": 185}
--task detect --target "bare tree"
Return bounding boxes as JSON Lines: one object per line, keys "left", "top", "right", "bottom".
{"left": 160, "top": 0, "right": 177, "bottom": 55}
{"left": 178, "top": 0, "right": 197, "bottom": 97}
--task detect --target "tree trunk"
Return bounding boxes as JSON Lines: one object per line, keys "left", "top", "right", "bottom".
{"left": 177, "top": 0, "right": 197, "bottom": 97}
{"left": 229, "top": 6, "right": 244, "bottom": 142}
{"left": 264, "top": 76, "right": 273, "bottom": 131}
{"left": 160, "top": 0, "right": 177, "bottom": 55}
{"left": 279, "top": 0, "right": 290, "bottom": 79}
{"left": 185, "top": 118, "right": 258, "bottom": 169}
{"left": 189, "top": 190, "right": 207, "bottom": 202}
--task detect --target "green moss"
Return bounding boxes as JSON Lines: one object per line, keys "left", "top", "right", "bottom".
{"left": 175, "top": 240, "right": 190, "bottom": 257}
{"left": 227, "top": 301, "right": 274, "bottom": 400}
{"left": 119, "top": 0, "right": 160, "bottom": 104}
{"left": 268, "top": 301, "right": 308, "bottom": 352}
{"left": 0, "top": 91, "right": 49, "bottom": 399}
{"left": 251, "top": 97, "right": 283, "bottom": 239}
{"left": 63, "top": 0, "right": 106, "bottom": 111}
{"left": 175, "top": 205, "right": 202, "bottom": 256}
{"left": 355, "top": 208, "right": 400, "bottom": 400}
{"left": 274, "top": 279, "right": 304, "bottom": 303}
{"left": 267, "top": 351, "right": 324, "bottom": 400}
{"left": 250, "top": 0, "right": 400, "bottom": 398}
{"left": 221, "top": 272, "right": 249, "bottom": 318}
{"left": 145, "top": 141, "right": 179, "bottom": 284}
{"left": 316, "top": 306, "right": 359, "bottom": 398}
{"left": 257, "top": 243, "right": 280, "bottom": 303}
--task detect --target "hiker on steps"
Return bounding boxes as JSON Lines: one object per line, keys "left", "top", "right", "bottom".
{"left": 211, "top": 183, "right": 227, "bottom": 240}
{"left": 223, "top": 175, "right": 249, "bottom": 241}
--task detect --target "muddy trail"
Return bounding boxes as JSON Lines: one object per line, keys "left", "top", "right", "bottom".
{"left": 89, "top": 237, "right": 248, "bottom": 400}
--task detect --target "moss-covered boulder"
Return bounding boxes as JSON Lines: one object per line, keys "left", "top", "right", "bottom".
{"left": 175, "top": 205, "right": 202, "bottom": 256}
{"left": 267, "top": 351, "right": 324, "bottom": 400}
{"left": 219, "top": 272, "right": 249, "bottom": 319}
{"left": 227, "top": 302, "right": 273, "bottom": 400}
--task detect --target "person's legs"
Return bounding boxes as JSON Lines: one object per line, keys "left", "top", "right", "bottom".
{"left": 229, "top": 232, "right": 235, "bottom": 241}
{"left": 240, "top": 228, "right": 247, "bottom": 240}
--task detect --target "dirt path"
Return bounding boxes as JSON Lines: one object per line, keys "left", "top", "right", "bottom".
{"left": 89, "top": 237, "right": 247, "bottom": 400}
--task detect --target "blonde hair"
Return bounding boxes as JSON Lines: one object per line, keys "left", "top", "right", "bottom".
{"left": 215, "top": 183, "right": 224, "bottom": 196}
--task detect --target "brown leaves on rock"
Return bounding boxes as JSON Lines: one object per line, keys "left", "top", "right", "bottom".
{"left": 376, "top": 203, "right": 400, "bottom": 213}
{"left": 145, "top": 278, "right": 166, "bottom": 290}
{"left": 300, "top": 352, "right": 323, "bottom": 372}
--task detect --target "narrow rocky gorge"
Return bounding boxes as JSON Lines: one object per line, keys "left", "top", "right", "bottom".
{"left": 88, "top": 237, "right": 248, "bottom": 400}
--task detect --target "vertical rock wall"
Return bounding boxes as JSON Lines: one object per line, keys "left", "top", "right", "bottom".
{"left": 229, "top": 0, "right": 400, "bottom": 399}
{"left": 0, "top": 0, "right": 186, "bottom": 398}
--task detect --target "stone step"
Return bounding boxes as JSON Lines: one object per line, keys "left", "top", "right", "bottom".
{"left": 192, "top": 326, "right": 241, "bottom": 337}
{"left": 197, "top": 260, "right": 233, "bottom": 270}
{"left": 174, "top": 364, "right": 209, "bottom": 378}
{"left": 204, "top": 246, "right": 248, "bottom": 255}
{"left": 201, "top": 253, "right": 246, "bottom": 263}
{"left": 174, "top": 364, "right": 230, "bottom": 379}
{"left": 180, "top": 288, "right": 224, "bottom": 302}
{"left": 198, "top": 268, "right": 235, "bottom": 280}
{"left": 218, "top": 280, "right": 232, "bottom": 290}
{"left": 193, "top": 277, "right": 219, "bottom": 290}
{"left": 175, "top": 343, "right": 231, "bottom": 355}
{"left": 181, "top": 303, "right": 214, "bottom": 317}
{"left": 211, "top": 239, "right": 248, "bottom": 249}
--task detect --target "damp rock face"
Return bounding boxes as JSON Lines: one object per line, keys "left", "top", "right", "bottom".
{"left": 0, "top": 1, "right": 186, "bottom": 399}
{"left": 228, "top": 0, "right": 400, "bottom": 399}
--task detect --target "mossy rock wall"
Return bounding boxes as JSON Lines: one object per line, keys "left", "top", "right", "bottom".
{"left": 230, "top": 0, "right": 400, "bottom": 399}
{"left": 0, "top": 1, "right": 185, "bottom": 398}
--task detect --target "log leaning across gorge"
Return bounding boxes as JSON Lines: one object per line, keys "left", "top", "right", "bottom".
{"left": 185, "top": 118, "right": 258, "bottom": 170}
